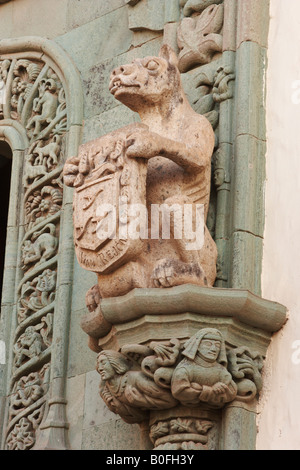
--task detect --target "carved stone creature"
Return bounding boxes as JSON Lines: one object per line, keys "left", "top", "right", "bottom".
{"left": 29, "top": 135, "right": 61, "bottom": 169}
{"left": 10, "top": 59, "right": 42, "bottom": 118}
{"left": 26, "top": 78, "right": 58, "bottom": 136}
{"left": 21, "top": 223, "right": 58, "bottom": 269}
{"left": 23, "top": 144, "right": 48, "bottom": 187}
{"left": 64, "top": 45, "right": 217, "bottom": 299}
{"left": 23, "top": 136, "right": 61, "bottom": 187}
{"left": 227, "top": 346, "right": 263, "bottom": 401}
{"left": 23, "top": 163, "right": 48, "bottom": 188}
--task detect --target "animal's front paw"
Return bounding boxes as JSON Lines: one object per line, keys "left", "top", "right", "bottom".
{"left": 151, "top": 258, "right": 178, "bottom": 288}
{"left": 151, "top": 258, "right": 208, "bottom": 288}
{"left": 125, "top": 129, "right": 163, "bottom": 159}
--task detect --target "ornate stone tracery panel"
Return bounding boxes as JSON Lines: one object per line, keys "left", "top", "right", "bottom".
{"left": 0, "top": 37, "right": 83, "bottom": 451}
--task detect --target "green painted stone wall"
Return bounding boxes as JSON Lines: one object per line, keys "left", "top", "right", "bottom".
{"left": 0, "top": 0, "right": 273, "bottom": 451}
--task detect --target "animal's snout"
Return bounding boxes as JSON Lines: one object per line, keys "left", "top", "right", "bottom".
{"left": 109, "top": 62, "right": 140, "bottom": 96}
{"left": 111, "top": 63, "right": 136, "bottom": 78}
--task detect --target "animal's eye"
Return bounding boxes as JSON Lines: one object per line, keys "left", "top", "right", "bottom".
{"left": 146, "top": 60, "right": 159, "bottom": 71}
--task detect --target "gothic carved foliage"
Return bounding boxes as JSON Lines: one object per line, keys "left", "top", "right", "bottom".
{"left": 177, "top": 1, "right": 224, "bottom": 73}
{"left": 0, "top": 56, "right": 67, "bottom": 450}
{"left": 6, "top": 365, "right": 50, "bottom": 450}
{"left": 150, "top": 417, "right": 214, "bottom": 450}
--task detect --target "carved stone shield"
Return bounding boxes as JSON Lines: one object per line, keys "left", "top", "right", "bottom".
{"left": 73, "top": 124, "right": 148, "bottom": 274}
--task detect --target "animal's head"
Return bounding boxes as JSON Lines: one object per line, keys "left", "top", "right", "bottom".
{"left": 109, "top": 45, "right": 182, "bottom": 112}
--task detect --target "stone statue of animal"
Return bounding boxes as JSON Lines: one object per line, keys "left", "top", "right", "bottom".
{"left": 64, "top": 45, "right": 217, "bottom": 300}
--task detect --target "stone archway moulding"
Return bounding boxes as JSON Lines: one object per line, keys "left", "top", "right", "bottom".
{"left": 0, "top": 36, "right": 83, "bottom": 450}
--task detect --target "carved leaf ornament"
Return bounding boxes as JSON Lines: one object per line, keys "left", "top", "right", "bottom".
{"left": 177, "top": 3, "right": 224, "bottom": 72}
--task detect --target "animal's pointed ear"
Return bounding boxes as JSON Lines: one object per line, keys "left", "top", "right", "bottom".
{"left": 159, "top": 44, "right": 179, "bottom": 69}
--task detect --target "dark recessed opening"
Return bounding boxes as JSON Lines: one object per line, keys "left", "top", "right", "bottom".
{"left": 0, "top": 140, "right": 12, "bottom": 304}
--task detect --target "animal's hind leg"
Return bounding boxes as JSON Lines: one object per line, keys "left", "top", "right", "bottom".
{"left": 151, "top": 257, "right": 208, "bottom": 288}
{"left": 150, "top": 196, "right": 211, "bottom": 288}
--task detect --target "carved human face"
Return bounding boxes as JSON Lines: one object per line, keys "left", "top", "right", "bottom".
{"left": 97, "top": 354, "right": 115, "bottom": 381}
{"left": 109, "top": 56, "right": 176, "bottom": 111}
{"left": 198, "top": 337, "right": 221, "bottom": 362}
{"left": 213, "top": 168, "right": 225, "bottom": 187}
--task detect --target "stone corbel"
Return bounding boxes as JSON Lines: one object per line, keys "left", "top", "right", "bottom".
{"left": 92, "top": 314, "right": 284, "bottom": 449}
{"left": 80, "top": 284, "right": 286, "bottom": 449}
{"left": 80, "top": 284, "right": 286, "bottom": 351}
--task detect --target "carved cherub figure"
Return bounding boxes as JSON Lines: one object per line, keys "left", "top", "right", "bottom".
{"left": 64, "top": 45, "right": 217, "bottom": 299}
{"left": 171, "top": 328, "right": 237, "bottom": 407}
